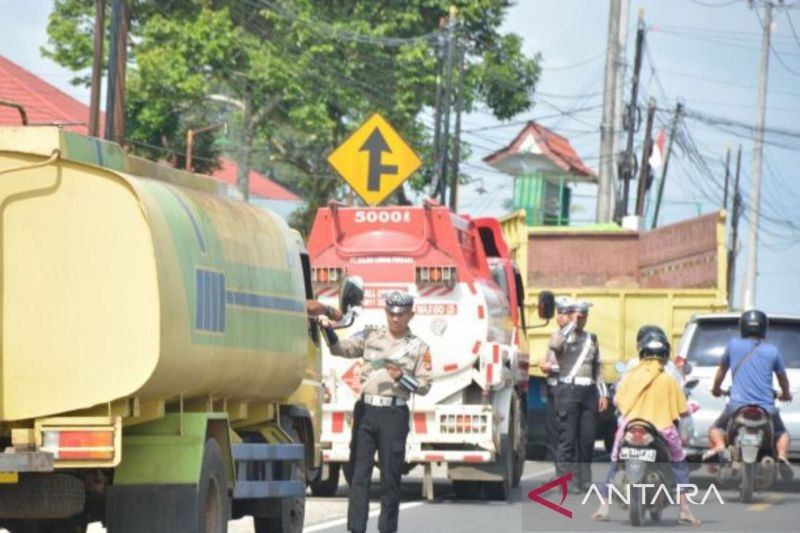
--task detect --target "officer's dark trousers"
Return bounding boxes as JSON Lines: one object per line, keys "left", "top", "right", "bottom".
{"left": 554, "top": 383, "right": 598, "bottom": 486}
{"left": 347, "top": 401, "right": 410, "bottom": 533}
{"left": 545, "top": 385, "right": 558, "bottom": 463}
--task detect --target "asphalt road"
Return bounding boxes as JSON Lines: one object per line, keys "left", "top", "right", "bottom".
{"left": 300, "top": 460, "right": 800, "bottom": 533}
{"left": 10, "top": 458, "right": 795, "bottom": 532}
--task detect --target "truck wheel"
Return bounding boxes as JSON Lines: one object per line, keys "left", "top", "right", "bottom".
{"left": 452, "top": 481, "right": 482, "bottom": 500}
{"left": 310, "top": 463, "right": 340, "bottom": 497}
{"left": 484, "top": 434, "right": 513, "bottom": 501}
{"left": 512, "top": 396, "right": 526, "bottom": 488}
{"left": 199, "top": 438, "right": 230, "bottom": 533}
{"left": 257, "top": 430, "right": 306, "bottom": 533}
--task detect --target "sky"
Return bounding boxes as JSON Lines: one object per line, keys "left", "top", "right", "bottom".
{"left": 1, "top": 0, "right": 798, "bottom": 313}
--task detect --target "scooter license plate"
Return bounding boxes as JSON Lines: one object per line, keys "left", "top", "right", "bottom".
{"left": 620, "top": 447, "right": 656, "bottom": 462}
{"left": 740, "top": 433, "right": 761, "bottom": 446}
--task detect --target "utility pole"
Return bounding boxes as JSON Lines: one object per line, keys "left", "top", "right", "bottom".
{"left": 619, "top": 9, "right": 646, "bottom": 220}
{"left": 651, "top": 102, "right": 682, "bottom": 229}
{"left": 437, "top": 6, "right": 457, "bottom": 205}
{"left": 612, "top": 0, "right": 631, "bottom": 216}
{"left": 597, "top": 0, "right": 622, "bottom": 222}
{"left": 635, "top": 97, "right": 656, "bottom": 217}
{"left": 742, "top": 1, "right": 773, "bottom": 310}
{"left": 186, "top": 123, "right": 226, "bottom": 172}
{"left": 89, "top": 0, "right": 105, "bottom": 138}
{"left": 104, "top": 0, "right": 128, "bottom": 143}
{"left": 237, "top": 91, "right": 253, "bottom": 203}
{"left": 430, "top": 17, "right": 446, "bottom": 201}
{"left": 728, "top": 144, "right": 743, "bottom": 308}
{"left": 449, "top": 38, "right": 466, "bottom": 211}
{"left": 722, "top": 147, "right": 732, "bottom": 209}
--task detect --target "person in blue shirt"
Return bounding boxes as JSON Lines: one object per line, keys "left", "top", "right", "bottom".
{"left": 706, "top": 309, "right": 793, "bottom": 480}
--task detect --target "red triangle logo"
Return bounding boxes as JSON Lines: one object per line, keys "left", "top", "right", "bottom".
{"left": 527, "top": 472, "right": 573, "bottom": 518}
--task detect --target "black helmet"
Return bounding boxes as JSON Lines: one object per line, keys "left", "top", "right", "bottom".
{"left": 740, "top": 309, "right": 768, "bottom": 338}
{"left": 636, "top": 325, "right": 664, "bottom": 346}
{"left": 638, "top": 328, "right": 670, "bottom": 361}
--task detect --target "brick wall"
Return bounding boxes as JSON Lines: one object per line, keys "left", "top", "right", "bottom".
{"left": 525, "top": 212, "right": 721, "bottom": 289}
{"left": 639, "top": 212, "right": 719, "bottom": 288}
{"left": 527, "top": 232, "right": 640, "bottom": 287}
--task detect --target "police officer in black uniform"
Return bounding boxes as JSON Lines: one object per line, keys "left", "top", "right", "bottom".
{"left": 548, "top": 300, "right": 608, "bottom": 491}
{"left": 318, "top": 292, "right": 432, "bottom": 533}
{"left": 539, "top": 297, "right": 573, "bottom": 464}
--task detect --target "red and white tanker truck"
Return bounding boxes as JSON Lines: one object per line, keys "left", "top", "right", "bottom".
{"left": 306, "top": 201, "right": 553, "bottom": 501}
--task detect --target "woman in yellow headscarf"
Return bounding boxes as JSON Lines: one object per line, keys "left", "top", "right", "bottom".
{"left": 592, "top": 328, "right": 701, "bottom": 526}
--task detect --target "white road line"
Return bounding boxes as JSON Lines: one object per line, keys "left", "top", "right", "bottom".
{"left": 304, "top": 501, "right": 424, "bottom": 532}
{"left": 304, "top": 464, "right": 554, "bottom": 532}
{"left": 520, "top": 465, "right": 555, "bottom": 481}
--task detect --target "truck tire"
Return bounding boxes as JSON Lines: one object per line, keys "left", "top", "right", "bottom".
{"left": 512, "top": 396, "right": 526, "bottom": 488}
{"left": 310, "top": 463, "right": 340, "bottom": 497}
{"left": 483, "top": 434, "right": 513, "bottom": 501}
{"left": 0, "top": 474, "right": 85, "bottom": 520}
{"left": 199, "top": 438, "right": 230, "bottom": 533}
{"left": 257, "top": 430, "right": 305, "bottom": 533}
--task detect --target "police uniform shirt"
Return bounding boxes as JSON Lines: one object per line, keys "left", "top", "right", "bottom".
{"left": 548, "top": 329, "right": 600, "bottom": 381}
{"left": 330, "top": 326, "right": 433, "bottom": 399}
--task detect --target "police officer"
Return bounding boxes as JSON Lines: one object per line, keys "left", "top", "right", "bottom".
{"left": 539, "top": 296, "right": 573, "bottom": 465}
{"left": 548, "top": 300, "right": 608, "bottom": 492}
{"left": 318, "top": 291, "right": 432, "bottom": 533}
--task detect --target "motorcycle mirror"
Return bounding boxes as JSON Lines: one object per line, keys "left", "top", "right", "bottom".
{"left": 685, "top": 378, "right": 700, "bottom": 390}
{"left": 682, "top": 362, "right": 693, "bottom": 376}
{"left": 537, "top": 290, "right": 556, "bottom": 320}
{"left": 339, "top": 276, "right": 364, "bottom": 314}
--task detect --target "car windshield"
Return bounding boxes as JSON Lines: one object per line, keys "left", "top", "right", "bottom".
{"left": 687, "top": 319, "right": 800, "bottom": 368}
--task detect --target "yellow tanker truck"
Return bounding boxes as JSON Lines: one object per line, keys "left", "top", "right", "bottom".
{"left": 0, "top": 126, "right": 323, "bottom": 533}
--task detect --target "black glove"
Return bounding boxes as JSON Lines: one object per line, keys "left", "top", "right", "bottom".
{"left": 322, "top": 325, "right": 339, "bottom": 346}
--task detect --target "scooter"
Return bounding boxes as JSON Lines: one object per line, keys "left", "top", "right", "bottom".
{"left": 716, "top": 390, "right": 778, "bottom": 503}
{"left": 618, "top": 419, "right": 675, "bottom": 526}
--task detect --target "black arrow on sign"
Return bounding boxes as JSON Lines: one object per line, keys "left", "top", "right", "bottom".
{"left": 360, "top": 128, "right": 398, "bottom": 192}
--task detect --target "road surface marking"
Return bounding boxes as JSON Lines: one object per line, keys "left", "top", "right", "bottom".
{"left": 747, "top": 494, "right": 785, "bottom": 512}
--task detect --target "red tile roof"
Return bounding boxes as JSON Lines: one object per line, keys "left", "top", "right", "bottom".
{"left": 483, "top": 121, "right": 596, "bottom": 179}
{"left": 0, "top": 55, "right": 299, "bottom": 202}
{"left": 214, "top": 158, "right": 300, "bottom": 201}
{"left": 0, "top": 55, "right": 100, "bottom": 134}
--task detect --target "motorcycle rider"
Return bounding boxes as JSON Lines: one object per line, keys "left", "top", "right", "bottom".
{"left": 592, "top": 327, "right": 701, "bottom": 526}
{"left": 705, "top": 309, "right": 794, "bottom": 481}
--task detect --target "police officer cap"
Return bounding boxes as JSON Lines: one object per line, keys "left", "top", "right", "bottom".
{"left": 571, "top": 300, "right": 592, "bottom": 314}
{"left": 555, "top": 296, "right": 573, "bottom": 313}
{"left": 385, "top": 291, "right": 414, "bottom": 313}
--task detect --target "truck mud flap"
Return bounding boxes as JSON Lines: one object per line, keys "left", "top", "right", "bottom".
{"left": 0, "top": 473, "right": 84, "bottom": 519}
{"left": 106, "top": 484, "right": 197, "bottom": 533}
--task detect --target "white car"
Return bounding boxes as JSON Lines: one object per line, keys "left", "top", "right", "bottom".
{"left": 677, "top": 313, "right": 800, "bottom": 461}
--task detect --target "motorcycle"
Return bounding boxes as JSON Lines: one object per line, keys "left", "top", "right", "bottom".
{"left": 618, "top": 419, "right": 675, "bottom": 526}
{"left": 716, "top": 390, "right": 778, "bottom": 503}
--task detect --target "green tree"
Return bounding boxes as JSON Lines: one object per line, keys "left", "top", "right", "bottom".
{"left": 44, "top": 0, "right": 541, "bottom": 233}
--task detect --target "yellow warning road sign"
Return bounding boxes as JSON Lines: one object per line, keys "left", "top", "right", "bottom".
{"left": 327, "top": 113, "right": 421, "bottom": 206}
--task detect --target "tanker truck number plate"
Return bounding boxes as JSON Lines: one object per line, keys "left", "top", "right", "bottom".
{"left": 619, "top": 447, "right": 656, "bottom": 462}
{"left": 354, "top": 210, "right": 411, "bottom": 224}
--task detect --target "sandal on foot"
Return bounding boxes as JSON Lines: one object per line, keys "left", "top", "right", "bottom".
{"left": 591, "top": 504, "right": 610, "bottom": 521}
{"left": 678, "top": 513, "right": 702, "bottom": 526}
{"left": 702, "top": 448, "right": 723, "bottom": 462}
{"left": 778, "top": 457, "right": 794, "bottom": 481}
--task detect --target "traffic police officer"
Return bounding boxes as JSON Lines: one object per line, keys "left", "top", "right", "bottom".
{"left": 539, "top": 296, "right": 573, "bottom": 465}
{"left": 548, "top": 300, "right": 608, "bottom": 491}
{"left": 319, "top": 291, "right": 432, "bottom": 533}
